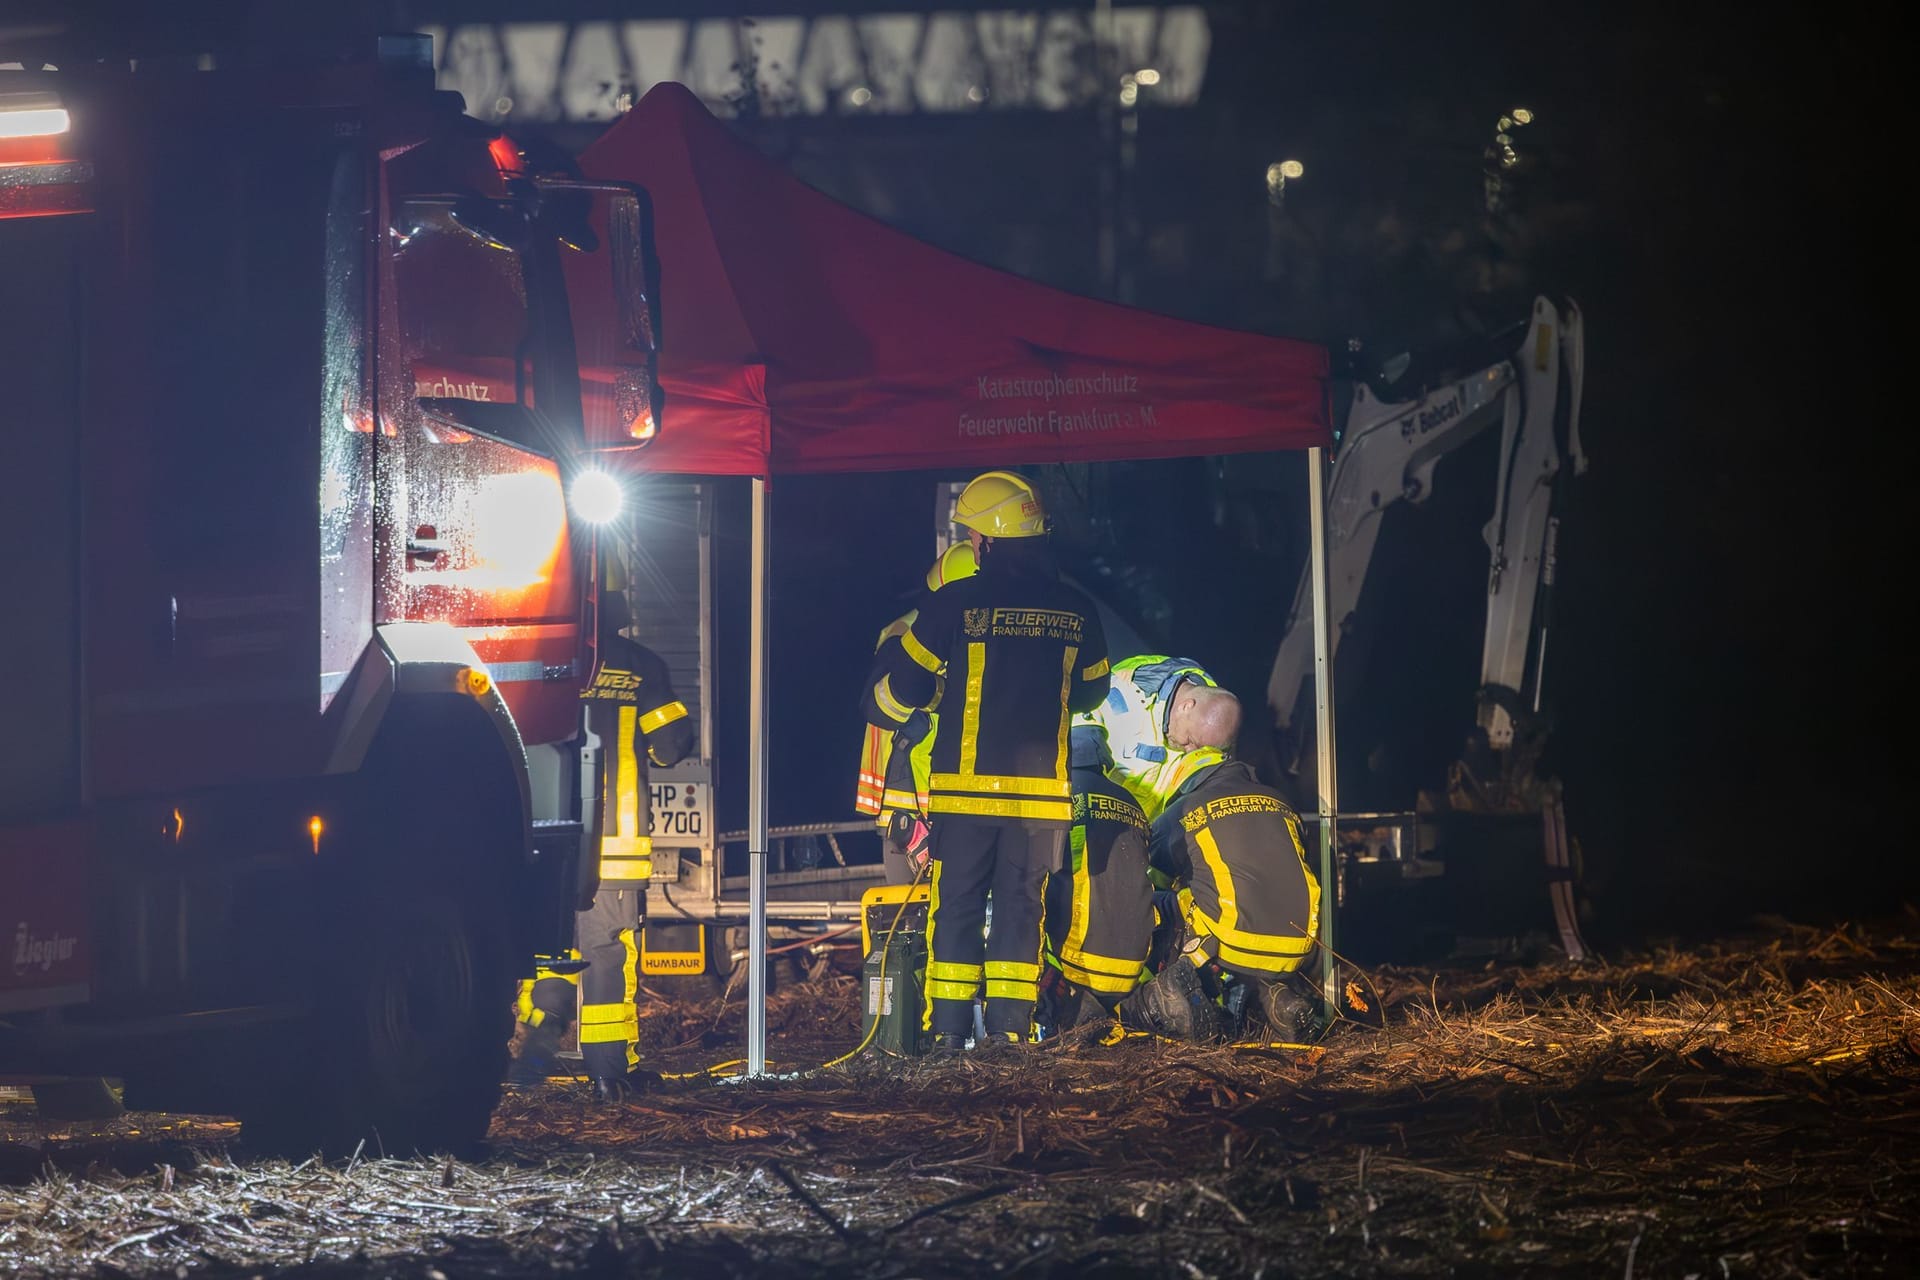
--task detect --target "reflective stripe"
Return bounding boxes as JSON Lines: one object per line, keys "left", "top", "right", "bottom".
{"left": 1193, "top": 827, "right": 1239, "bottom": 933}
{"left": 856, "top": 727, "right": 888, "bottom": 814}
{"left": 919, "top": 863, "right": 987, "bottom": 1030}
{"left": 985, "top": 979, "right": 1036, "bottom": 1000}
{"left": 615, "top": 706, "right": 642, "bottom": 840}
{"left": 1055, "top": 956, "right": 1142, "bottom": 993}
{"left": 1054, "top": 645, "right": 1076, "bottom": 788}
{"left": 639, "top": 700, "right": 689, "bottom": 735}
{"left": 901, "top": 627, "right": 942, "bottom": 673}
{"left": 1081, "top": 657, "right": 1110, "bottom": 681}
{"left": 984, "top": 960, "right": 1040, "bottom": 982}
{"left": 1208, "top": 935, "right": 1313, "bottom": 975}
{"left": 928, "top": 960, "right": 984, "bottom": 982}
{"left": 579, "top": 1002, "right": 638, "bottom": 1043}
{"left": 929, "top": 771, "right": 1070, "bottom": 798}
{"left": 621, "top": 926, "right": 641, "bottom": 1071}
{"left": 599, "top": 838, "right": 653, "bottom": 881}
{"left": 880, "top": 787, "right": 921, "bottom": 812}
{"left": 873, "top": 675, "right": 913, "bottom": 725}
{"left": 958, "top": 642, "right": 986, "bottom": 777}
{"left": 929, "top": 794, "right": 1072, "bottom": 821}
{"left": 1065, "top": 828, "right": 1094, "bottom": 961}
{"left": 604, "top": 705, "right": 653, "bottom": 879}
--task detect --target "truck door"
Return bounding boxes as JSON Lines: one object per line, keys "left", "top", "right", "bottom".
{"left": 0, "top": 210, "right": 82, "bottom": 819}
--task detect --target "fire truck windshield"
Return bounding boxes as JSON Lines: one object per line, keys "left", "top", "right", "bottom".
{"left": 392, "top": 201, "right": 538, "bottom": 439}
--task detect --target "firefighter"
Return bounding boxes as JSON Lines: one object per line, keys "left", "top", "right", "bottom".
{"left": 855, "top": 543, "right": 977, "bottom": 884}
{"left": 1133, "top": 752, "right": 1323, "bottom": 1041}
{"left": 1083, "top": 655, "right": 1243, "bottom": 821}
{"left": 509, "top": 587, "right": 695, "bottom": 1100}
{"left": 868, "top": 471, "right": 1110, "bottom": 1049}
{"left": 1036, "top": 723, "right": 1155, "bottom": 1038}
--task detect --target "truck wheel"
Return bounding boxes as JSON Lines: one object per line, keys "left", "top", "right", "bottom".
{"left": 242, "top": 803, "right": 516, "bottom": 1159}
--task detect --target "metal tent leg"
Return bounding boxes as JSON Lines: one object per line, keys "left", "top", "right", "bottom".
{"left": 747, "top": 477, "right": 771, "bottom": 1075}
{"left": 1307, "top": 445, "right": 1340, "bottom": 1009}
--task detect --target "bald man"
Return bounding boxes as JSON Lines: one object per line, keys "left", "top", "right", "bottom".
{"left": 1083, "top": 656, "right": 1243, "bottom": 821}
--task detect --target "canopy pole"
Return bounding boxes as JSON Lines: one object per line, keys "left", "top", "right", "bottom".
{"left": 746, "top": 476, "right": 771, "bottom": 1076}
{"left": 1307, "top": 445, "right": 1340, "bottom": 1009}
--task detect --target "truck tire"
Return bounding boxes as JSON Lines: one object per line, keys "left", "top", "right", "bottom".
{"left": 242, "top": 767, "right": 518, "bottom": 1158}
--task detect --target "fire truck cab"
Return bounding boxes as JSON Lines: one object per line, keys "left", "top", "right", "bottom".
{"left": 0, "top": 35, "right": 658, "bottom": 1153}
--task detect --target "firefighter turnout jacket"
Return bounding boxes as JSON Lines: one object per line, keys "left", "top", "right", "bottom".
{"left": 1045, "top": 760, "right": 1155, "bottom": 1005}
{"left": 857, "top": 610, "right": 938, "bottom": 820}
{"left": 581, "top": 633, "right": 695, "bottom": 886}
{"left": 1084, "top": 655, "right": 1223, "bottom": 821}
{"left": 573, "top": 632, "right": 693, "bottom": 1083}
{"left": 874, "top": 566, "right": 1111, "bottom": 827}
{"left": 1149, "top": 758, "right": 1320, "bottom": 977}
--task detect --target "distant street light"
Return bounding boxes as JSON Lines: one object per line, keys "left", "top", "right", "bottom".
{"left": 1267, "top": 158, "right": 1305, "bottom": 206}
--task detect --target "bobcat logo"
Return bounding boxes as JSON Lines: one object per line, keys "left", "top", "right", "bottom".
{"left": 963, "top": 608, "right": 990, "bottom": 637}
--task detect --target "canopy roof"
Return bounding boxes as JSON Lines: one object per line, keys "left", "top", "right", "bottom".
{"left": 575, "top": 82, "right": 1330, "bottom": 475}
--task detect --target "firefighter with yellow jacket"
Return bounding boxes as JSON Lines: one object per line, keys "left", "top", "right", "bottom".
{"left": 1137, "top": 753, "right": 1323, "bottom": 1039}
{"left": 510, "top": 589, "right": 694, "bottom": 1099}
{"left": 1037, "top": 723, "right": 1155, "bottom": 1037}
{"left": 867, "top": 472, "right": 1110, "bottom": 1048}
{"left": 855, "top": 543, "right": 977, "bottom": 883}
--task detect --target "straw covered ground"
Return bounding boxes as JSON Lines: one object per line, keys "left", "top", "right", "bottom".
{"left": 4, "top": 912, "right": 1918, "bottom": 1278}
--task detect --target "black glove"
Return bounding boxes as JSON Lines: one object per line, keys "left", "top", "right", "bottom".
{"left": 895, "top": 709, "right": 933, "bottom": 749}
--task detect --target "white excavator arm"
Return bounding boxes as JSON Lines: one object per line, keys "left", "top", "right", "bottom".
{"left": 1269, "top": 296, "right": 1588, "bottom": 760}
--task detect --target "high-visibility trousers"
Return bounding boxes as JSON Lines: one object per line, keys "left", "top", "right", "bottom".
{"left": 922, "top": 820, "right": 1063, "bottom": 1039}
{"left": 1044, "top": 864, "right": 1153, "bottom": 1012}
{"left": 576, "top": 885, "right": 643, "bottom": 1080}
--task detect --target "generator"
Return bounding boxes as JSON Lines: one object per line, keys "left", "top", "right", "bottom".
{"left": 859, "top": 883, "right": 931, "bottom": 1057}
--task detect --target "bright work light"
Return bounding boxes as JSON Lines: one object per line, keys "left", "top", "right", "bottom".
{"left": 0, "top": 106, "right": 68, "bottom": 139}
{"left": 570, "top": 470, "right": 625, "bottom": 525}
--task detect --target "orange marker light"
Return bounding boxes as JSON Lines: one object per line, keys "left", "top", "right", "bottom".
{"left": 309, "top": 815, "right": 324, "bottom": 855}
{"left": 460, "top": 666, "right": 493, "bottom": 698}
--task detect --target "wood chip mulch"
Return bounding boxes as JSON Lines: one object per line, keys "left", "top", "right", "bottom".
{"left": 4, "top": 913, "right": 1918, "bottom": 1278}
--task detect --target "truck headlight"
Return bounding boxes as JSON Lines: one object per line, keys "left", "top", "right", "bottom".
{"left": 570, "top": 470, "right": 624, "bottom": 525}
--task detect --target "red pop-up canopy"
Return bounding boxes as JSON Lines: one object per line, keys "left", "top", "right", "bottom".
{"left": 575, "top": 82, "right": 1330, "bottom": 474}
{"left": 566, "top": 84, "right": 1340, "bottom": 1075}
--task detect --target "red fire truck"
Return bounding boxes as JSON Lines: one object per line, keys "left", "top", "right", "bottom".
{"left": 0, "top": 35, "right": 658, "bottom": 1153}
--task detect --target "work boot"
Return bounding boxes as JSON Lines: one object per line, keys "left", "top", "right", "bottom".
{"left": 506, "top": 1021, "right": 564, "bottom": 1087}
{"left": 591, "top": 1068, "right": 661, "bottom": 1104}
{"left": 1118, "top": 960, "right": 1225, "bottom": 1044}
{"left": 926, "top": 1033, "right": 968, "bottom": 1056}
{"left": 1256, "top": 977, "right": 1323, "bottom": 1041}
{"left": 971, "top": 1030, "right": 1026, "bottom": 1056}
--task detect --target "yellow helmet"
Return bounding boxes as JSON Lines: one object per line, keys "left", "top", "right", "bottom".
{"left": 953, "top": 470, "right": 1047, "bottom": 539}
{"left": 925, "top": 542, "right": 979, "bottom": 592}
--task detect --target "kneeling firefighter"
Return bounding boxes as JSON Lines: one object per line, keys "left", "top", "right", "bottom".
{"left": 855, "top": 543, "right": 977, "bottom": 884}
{"left": 511, "top": 587, "right": 695, "bottom": 1099}
{"left": 1038, "top": 723, "right": 1156, "bottom": 1037}
{"left": 867, "top": 471, "right": 1110, "bottom": 1048}
{"left": 1123, "top": 753, "right": 1323, "bottom": 1041}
